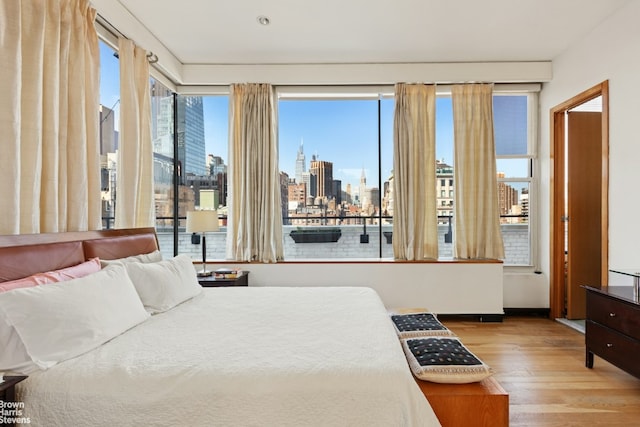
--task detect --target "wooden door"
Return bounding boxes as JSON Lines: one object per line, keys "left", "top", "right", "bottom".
{"left": 566, "top": 111, "right": 602, "bottom": 319}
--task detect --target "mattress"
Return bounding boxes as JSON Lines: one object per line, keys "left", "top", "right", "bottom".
{"left": 16, "top": 286, "right": 440, "bottom": 426}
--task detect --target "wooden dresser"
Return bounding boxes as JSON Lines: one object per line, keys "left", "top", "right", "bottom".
{"left": 584, "top": 285, "right": 640, "bottom": 379}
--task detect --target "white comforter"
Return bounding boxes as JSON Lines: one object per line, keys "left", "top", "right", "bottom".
{"left": 17, "top": 287, "right": 440, "bottom": 426}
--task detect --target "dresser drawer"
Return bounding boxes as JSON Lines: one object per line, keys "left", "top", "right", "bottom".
{"left": 586, "top": 321, "right": 640, "bottom": 378}
{"left": 586, "top": 291, "right": 640, "bottom": 341}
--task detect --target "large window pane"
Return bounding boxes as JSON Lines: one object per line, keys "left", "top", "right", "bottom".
{"left": 498, "top": 181, "right": 529, "bottom": 223}
{"left": 380, "top": 98, "right": 394, "bottom": 258}
{"left": 435, "top": 97, "right": 454, "bottom": 164}
{"left": 150, "top": 78, "right": 175, "bottom": 257}
{"left": 499, "top": 181, "right": 530, "bottom": 265}
{"left": 177, "top": 95, "right": 229, "bottom": 262}
{"left": 279, "top": 98, "right": 391, "bottom": 259}
{"left": 496, "top": 159, "right": 530, "bottom": 178}
{"left": 494, "top": 93, "right": 533, "bottom": 266}
{"left": 98, "top": 40, "right": 120, "bottom": 230}
{"left": 435, "top": 93, "right": 534, "bottom": 264}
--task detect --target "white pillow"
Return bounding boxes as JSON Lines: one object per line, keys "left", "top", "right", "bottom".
{"left": 100, "top": 249, "right": 163, "bottom": 268}
{"left": 0, "top": 264, "right": 149, "bottom": 370}
{"left": 0, "top": 315, "right": 37, "bottom": 374}
{"left": 124, "top": 254, "right": 203, "bottom": 314}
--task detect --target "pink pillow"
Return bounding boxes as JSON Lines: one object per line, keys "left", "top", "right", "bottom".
{"left": 0, "top": 258, "right": 101, "bottom": 293}
{"left": 38, "top": 257, "right": 101, "bottom": 282}
{"left": 0, "top": 275, "right": 43, "bottom": 292}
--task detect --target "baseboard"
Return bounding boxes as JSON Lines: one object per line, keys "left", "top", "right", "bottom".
{"left": 434, "top": 309, "right": 549, "bottom": 322}
{"left": 438, "top": 314, "right": 504, "bottom": 323}
{"left": 504, "top": 308, "right": 550, "bottom": 317}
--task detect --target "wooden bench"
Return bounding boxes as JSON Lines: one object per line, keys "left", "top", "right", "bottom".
{"left": 415, "top": 376, "right": 508, "bottom": 427}
{"left": 392, "top": 309, "right": 509, "bottom": 426}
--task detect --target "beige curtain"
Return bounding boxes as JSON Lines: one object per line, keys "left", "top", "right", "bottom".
{"left": 226, "top": 83, "right": 284, "bottom": 262}
{"left": 0, "top": 0, "right": 100, "bottom": 235}
{"left": 392, "top": 83, "right": 438, "bottom": 260}
{"left": 115, "top": 38, "right": 154, "bottom": 229}
{"left": 452, "top": 84, "right": 505, "bottom": 259}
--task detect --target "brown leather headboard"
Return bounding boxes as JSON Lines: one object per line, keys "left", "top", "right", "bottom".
{"left": 83, "top": 234, "right": 158, "bottom": 260}
{"left": 0, "top": 227, "right": 159, "bottom": 282}
{"left": 0, "top": 241, "right": 85, "bottom": 282}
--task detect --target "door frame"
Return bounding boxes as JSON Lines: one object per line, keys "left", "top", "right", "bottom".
{"left": 549, "top": 81, "right": 609, "bottom": 320}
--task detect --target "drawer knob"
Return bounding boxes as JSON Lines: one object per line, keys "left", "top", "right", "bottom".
{"left": 609, "top": 313, "right": 617, "bottom": 317}
{"left": 606, "top": 343, "right": 613, "bottom": 348}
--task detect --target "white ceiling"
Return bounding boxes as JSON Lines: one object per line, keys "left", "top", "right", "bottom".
{"left": 108, "top": 0, "right": 629, "bottom": 65}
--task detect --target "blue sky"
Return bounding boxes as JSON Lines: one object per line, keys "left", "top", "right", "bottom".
{"left": 278, "top": 99, "right": 393, "bottom": 188}
{"left": 99, "top": 42, "right": 120, "bottom": 120}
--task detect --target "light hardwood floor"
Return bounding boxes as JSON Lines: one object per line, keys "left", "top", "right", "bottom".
{"left": 440, "top": 317, "right": 640, "bottom": 427}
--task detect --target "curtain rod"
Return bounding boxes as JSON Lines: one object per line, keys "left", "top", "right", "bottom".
{"left": 96, "top": 13, "right": 158, "bottom": 63}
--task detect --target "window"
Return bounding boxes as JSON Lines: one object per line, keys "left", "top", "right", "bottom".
{"left": 273, "top": 87, "right": 536, "bottom": 263}
{"left": 277, "top": 91, "right": 394, "bottom": 259}
{"left": 435, "top": 90, "right": 536, "bottom": 264}
{"left": 493, "top": 94, "right": 536, "bottom": 266}
{"left": 98, "top": 66, "right": 537, "bottom": 264}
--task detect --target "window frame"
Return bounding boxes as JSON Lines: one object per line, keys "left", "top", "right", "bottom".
{"left": 174, "top": 85, "right": 540, "bottom": 265}
{"left": 275, "top": 85, "right": 539, "bottom": 265}
{"left": 94, "top": 27, "right": 541, "bottom": 265}
{"left": 493, "top": 92, "right": 539, "bottom": 269}
{"left": 277, "top": 86, "right": 394, "bottom": 259}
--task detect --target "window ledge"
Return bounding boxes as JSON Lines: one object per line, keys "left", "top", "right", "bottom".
{"left": 205, "top": 258, "right": 504, "bottom": 265}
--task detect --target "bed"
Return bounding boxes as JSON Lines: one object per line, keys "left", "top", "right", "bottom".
{"left": 0, "top": 228, "right": 440, "bottom": 426}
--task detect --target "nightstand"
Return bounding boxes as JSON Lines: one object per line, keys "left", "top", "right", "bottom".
{"left": 198, "top": 271, "right": 249, "bottom": 287}
{"left": 1, "top": 375, "right": 27, "bottom": 402}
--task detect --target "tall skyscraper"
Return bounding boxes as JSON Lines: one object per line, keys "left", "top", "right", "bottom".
{"left": 359, "top": 167, "right": 367, "bottom": 207}
{"left": 150, "top": 81, "right": 174, "bottom": 157}
{"left": 295, "top": 140, "right": 305, "bottom": 183}
{"left": 383, "top": 172, "right": 394, "bottom": 218}
{"left": 520, "top": 188, "right": 529, "bottom": 223}
{"left": 332, "top": 180, "right": 342, "bottom": 204}
{"left": 497, "top": 172, "right": 518, "bottom": 216}
{"left": 310, "top": 158, "right": 334, "bottom": 200}
{"left": 207, "top": 154, "right": 226, "bottom": 176}
{"left": 302, "top": 171, "right": 313, "bottom": 199}
{"left": 177, "top": 96, "right": 206, "bottom": 181}
{"left": 99, "top": 104, "right": 117, "bottom": 155}
{"left": 280, "top": 171, "right": 289, "bottom": 224}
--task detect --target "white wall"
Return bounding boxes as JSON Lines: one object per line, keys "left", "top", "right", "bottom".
{"left": 207, "top": 261, "right": 504, "bottom": 315}
{"left": 503, "top": 272, "right": 548, "bottom": 308}
{"left": 181, "top": 62, "right": 551, "bottom": 86}
{"left": 538, "top": 0, "right": 640, "bottom": 287}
